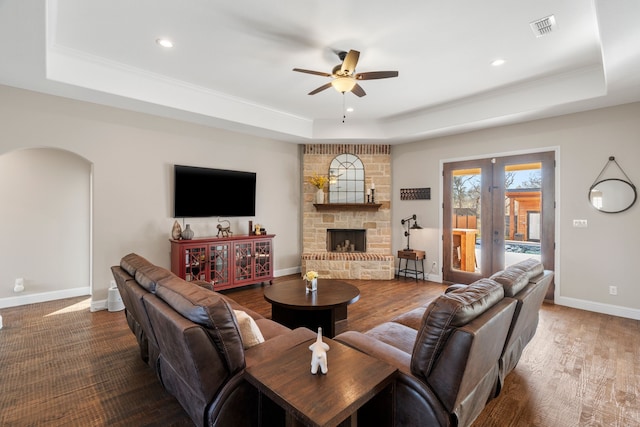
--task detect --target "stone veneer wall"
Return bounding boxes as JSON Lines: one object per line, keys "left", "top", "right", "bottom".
{"left": 302, "top": 144, "right": 394, "bottom": 280}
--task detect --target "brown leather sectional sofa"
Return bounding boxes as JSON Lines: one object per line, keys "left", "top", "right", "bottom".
{"left": 112, "top": 254, "right": 551, "bottom": 427}
{"left": 334, "top": 258, "right": 553, "bottom": 427}
{"left": 111, "top": 253, "right": 315, "bottom": 427}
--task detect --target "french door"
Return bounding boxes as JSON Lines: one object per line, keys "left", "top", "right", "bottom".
{"left": 443, "top": 152, "right": 555, "bottom": 299}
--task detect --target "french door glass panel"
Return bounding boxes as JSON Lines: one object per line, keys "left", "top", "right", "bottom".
{"left": 451, "top": 167, "right": 483, "bottom": 275}
{"left": 443, "top": 159, "right": 491, "bottom": 283}
{"left": 444, "top": 152, "right": 554, "bottom": 290}
{"left": 502, "top": 162, "right": 542, "bottom": 268}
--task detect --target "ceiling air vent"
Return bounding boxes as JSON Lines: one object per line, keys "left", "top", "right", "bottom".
{"left": 530, "top": 15, "right": 557, "bottom": 37}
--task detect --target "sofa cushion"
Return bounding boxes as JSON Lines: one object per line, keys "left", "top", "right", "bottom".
{"left": 120, "top": 253, "right": 153, "bottom": 277}
{"left": 444, "top": 284, "right": 468, "bottom": 294}
{"left": 234, "top": 310, "right": 265, "bottom": 349}
{"left": 410, "top": 278, "right": 504, "bottom": 380}
{"left": 509, "top": 258, "right": 544, "bottom": 278}
{"left": 490, "top": 258, "right": 544, "bottom": 297}
{"left": 155, "top": 277, "right": 245, "bottom": 374}
{"left": 366, "top": 321, "right": 418, "bottom": 354}
{"left": 489, "top": 269, "right": 529, "bottom": 298}
{"left": 392, "top": 305, "right": 430, "bottom": 330}
{"left": 135, "top": 265, "right": 174, "bottom": 293}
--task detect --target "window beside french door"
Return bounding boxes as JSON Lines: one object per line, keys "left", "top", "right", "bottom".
{"left": 443, "top": 152, "right": 555, "bottom": 299}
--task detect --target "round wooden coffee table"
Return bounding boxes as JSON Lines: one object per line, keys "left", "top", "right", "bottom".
{"left": 263, "top": 279, "right": 360, "bottom": 337}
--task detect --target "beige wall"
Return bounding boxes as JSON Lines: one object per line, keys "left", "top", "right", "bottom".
{"left": 0, "top": 85, "right": 302, "bottom": 309}
{"left": 1, "top": 83, "right": 638, "bottom": 320}
{"left": 392, "top": 102, "right": 640, "bottom": 319}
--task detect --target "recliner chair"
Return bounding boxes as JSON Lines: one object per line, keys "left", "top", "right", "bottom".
{"left": 336, "top": 279, "right": 517, "bottom": 426}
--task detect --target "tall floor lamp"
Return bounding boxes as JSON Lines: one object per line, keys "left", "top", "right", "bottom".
{"left": 401, "top": 214, "right": 423, "bottom": 250}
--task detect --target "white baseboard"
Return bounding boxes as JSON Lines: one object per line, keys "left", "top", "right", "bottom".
{"left": 395, "top": 268, "right": 443, "bottom": 283}
{"left": 91, "top": 299, "right": 108, "bottom": 312}
{"left": 275, "top": 266, "right": 301, "bottom": 278}
{"left": 0, "top": 287, "right": 91, "bottom": 309}
{"left": 555, "top": 296, "right": 640, "bottom": 320}
{"left": 426, "top": 273, "right": 443, "bottom": 283}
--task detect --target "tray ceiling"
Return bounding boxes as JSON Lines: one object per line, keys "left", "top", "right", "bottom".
{"left": 1, "top": 0, "right": 639, "bottom": 143}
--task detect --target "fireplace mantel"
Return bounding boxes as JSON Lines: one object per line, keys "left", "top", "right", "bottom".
{"left": 313, "top": 203, "right": 382, "bottom": 211}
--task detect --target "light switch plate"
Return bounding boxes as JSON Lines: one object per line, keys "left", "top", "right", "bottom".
{"left": 573, "top": 219, "right": 588, "bottom": 228}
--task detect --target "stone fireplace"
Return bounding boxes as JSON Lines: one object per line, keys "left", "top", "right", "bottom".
{"left": 327, "top": 229, "right": 366, "bottom": 253}
{"left": 302, "top": 144, "right": 394, "bottom": 280}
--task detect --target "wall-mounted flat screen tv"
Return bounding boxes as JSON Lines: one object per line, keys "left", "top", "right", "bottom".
{"left": 174, "top": 165, "right": 256, "bottom": 217}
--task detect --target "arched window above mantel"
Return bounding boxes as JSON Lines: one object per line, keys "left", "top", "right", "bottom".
{"left": 328, "top": 153, "right": 365, "bottom": 203}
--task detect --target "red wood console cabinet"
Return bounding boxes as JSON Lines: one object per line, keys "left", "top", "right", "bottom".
{"left": 170, "top": 234, "right": 274, "bottom": 291}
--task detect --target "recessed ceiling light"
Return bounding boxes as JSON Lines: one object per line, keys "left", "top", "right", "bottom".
{"left": 346, "top": 107, "right": 354, "bottom": 113}
{"left": 156, "top": 38, "right": 174, "bottom": 48}
{"left": 491, "top": 58, "right": 506, "bottom": 67}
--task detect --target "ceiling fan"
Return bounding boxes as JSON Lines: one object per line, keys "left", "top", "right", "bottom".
{"left": 293, "top": 49, "right": 399, "bottom": 97}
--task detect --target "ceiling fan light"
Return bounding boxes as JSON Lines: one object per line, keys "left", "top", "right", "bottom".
{"left": 332, "top": 77, "right": 356, "bottom": 93}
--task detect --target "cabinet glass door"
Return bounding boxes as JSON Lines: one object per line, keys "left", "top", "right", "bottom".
{"left": 254, "top": 240, "right": 272, "bottom": 279}
{"left": 209, "top": 243, "right": 230, "bottom": 287}
{"left": 234, "top": 242, "right": 253, "bottom": 282}
{"left": 184, "top": 246, "right": 207, "bottom": 281}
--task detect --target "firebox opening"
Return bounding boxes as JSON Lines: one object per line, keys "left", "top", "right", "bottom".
{"left": 327, "top": 229, "right": 366, "bottom": 253}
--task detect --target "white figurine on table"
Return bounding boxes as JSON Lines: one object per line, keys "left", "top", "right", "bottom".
{"left": 309, "top": 327, "right": 330, "bottom": 374}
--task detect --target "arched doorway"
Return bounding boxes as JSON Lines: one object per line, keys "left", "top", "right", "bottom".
{"left": 0, "top": 148, "right": 92, "bottom": 305}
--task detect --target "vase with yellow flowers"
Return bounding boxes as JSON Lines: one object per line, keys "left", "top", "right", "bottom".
{"left": 303, "top": 270, "right": 318, "bottom": 293}
{"left": 309, "top": 174, "right": 328, "bottom": 204}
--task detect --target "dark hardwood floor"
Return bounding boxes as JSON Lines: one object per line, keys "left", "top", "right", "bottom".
{"left": 1, "top": 275, "right": 638, "bottom": 426}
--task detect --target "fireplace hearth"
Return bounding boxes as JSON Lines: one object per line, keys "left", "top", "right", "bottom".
{"left": 327, "top": 229, "right": 366, "bottom": 253}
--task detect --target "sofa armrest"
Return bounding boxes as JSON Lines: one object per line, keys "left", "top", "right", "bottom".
{"left": 192, "top": 280, "right": 214, "bottom": 291}
{"left": 254, "top": 318, "right": 291, "bottom": 340}
{"left": 334, "top": 331, "right": 412, "bottom": 373}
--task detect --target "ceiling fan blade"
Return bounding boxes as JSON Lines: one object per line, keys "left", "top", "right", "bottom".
{"left": 355, "top": 71, "right": 399, "bottom": 80}
{"left": 308, "top": 82, "right": 333, "bottom": 95}
{"left": 293, "top": 68, "right": 332, "bottom": 77}
{"left": 351, "top": 84, "right": 366, "bottom": 97}
{"left": 341, "top": 50, "right": 360, "bottom": 75}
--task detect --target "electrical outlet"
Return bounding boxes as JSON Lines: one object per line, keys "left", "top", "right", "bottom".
{"left": 14, "top": 278, "right": 24, "bottom": 293}
{"left": 609, "top": 286, "right": 617, "bottom": 296}
{"left": 109, "top": 279, "right": 116, "bottom": 288}
{"left": 573, "top": 219, "right": 588, "bottom": 228}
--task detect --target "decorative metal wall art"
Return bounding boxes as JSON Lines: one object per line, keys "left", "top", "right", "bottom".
{"left": 400, "top": 187, "right": 431, "bottom": 200}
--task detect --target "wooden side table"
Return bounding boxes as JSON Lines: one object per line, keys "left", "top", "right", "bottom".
{"left": 245, "top": 337, "right": 397, "bottom": 427}
{"left": 452, "top": 228, "right": 477, "bottom": 272}
{"left": 397, "top": 250, "right": 426, "bottom": 281}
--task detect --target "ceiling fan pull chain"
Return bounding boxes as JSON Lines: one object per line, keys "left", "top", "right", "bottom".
{"left": 342, "top": 92, "right": 346, "bottom": 123}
